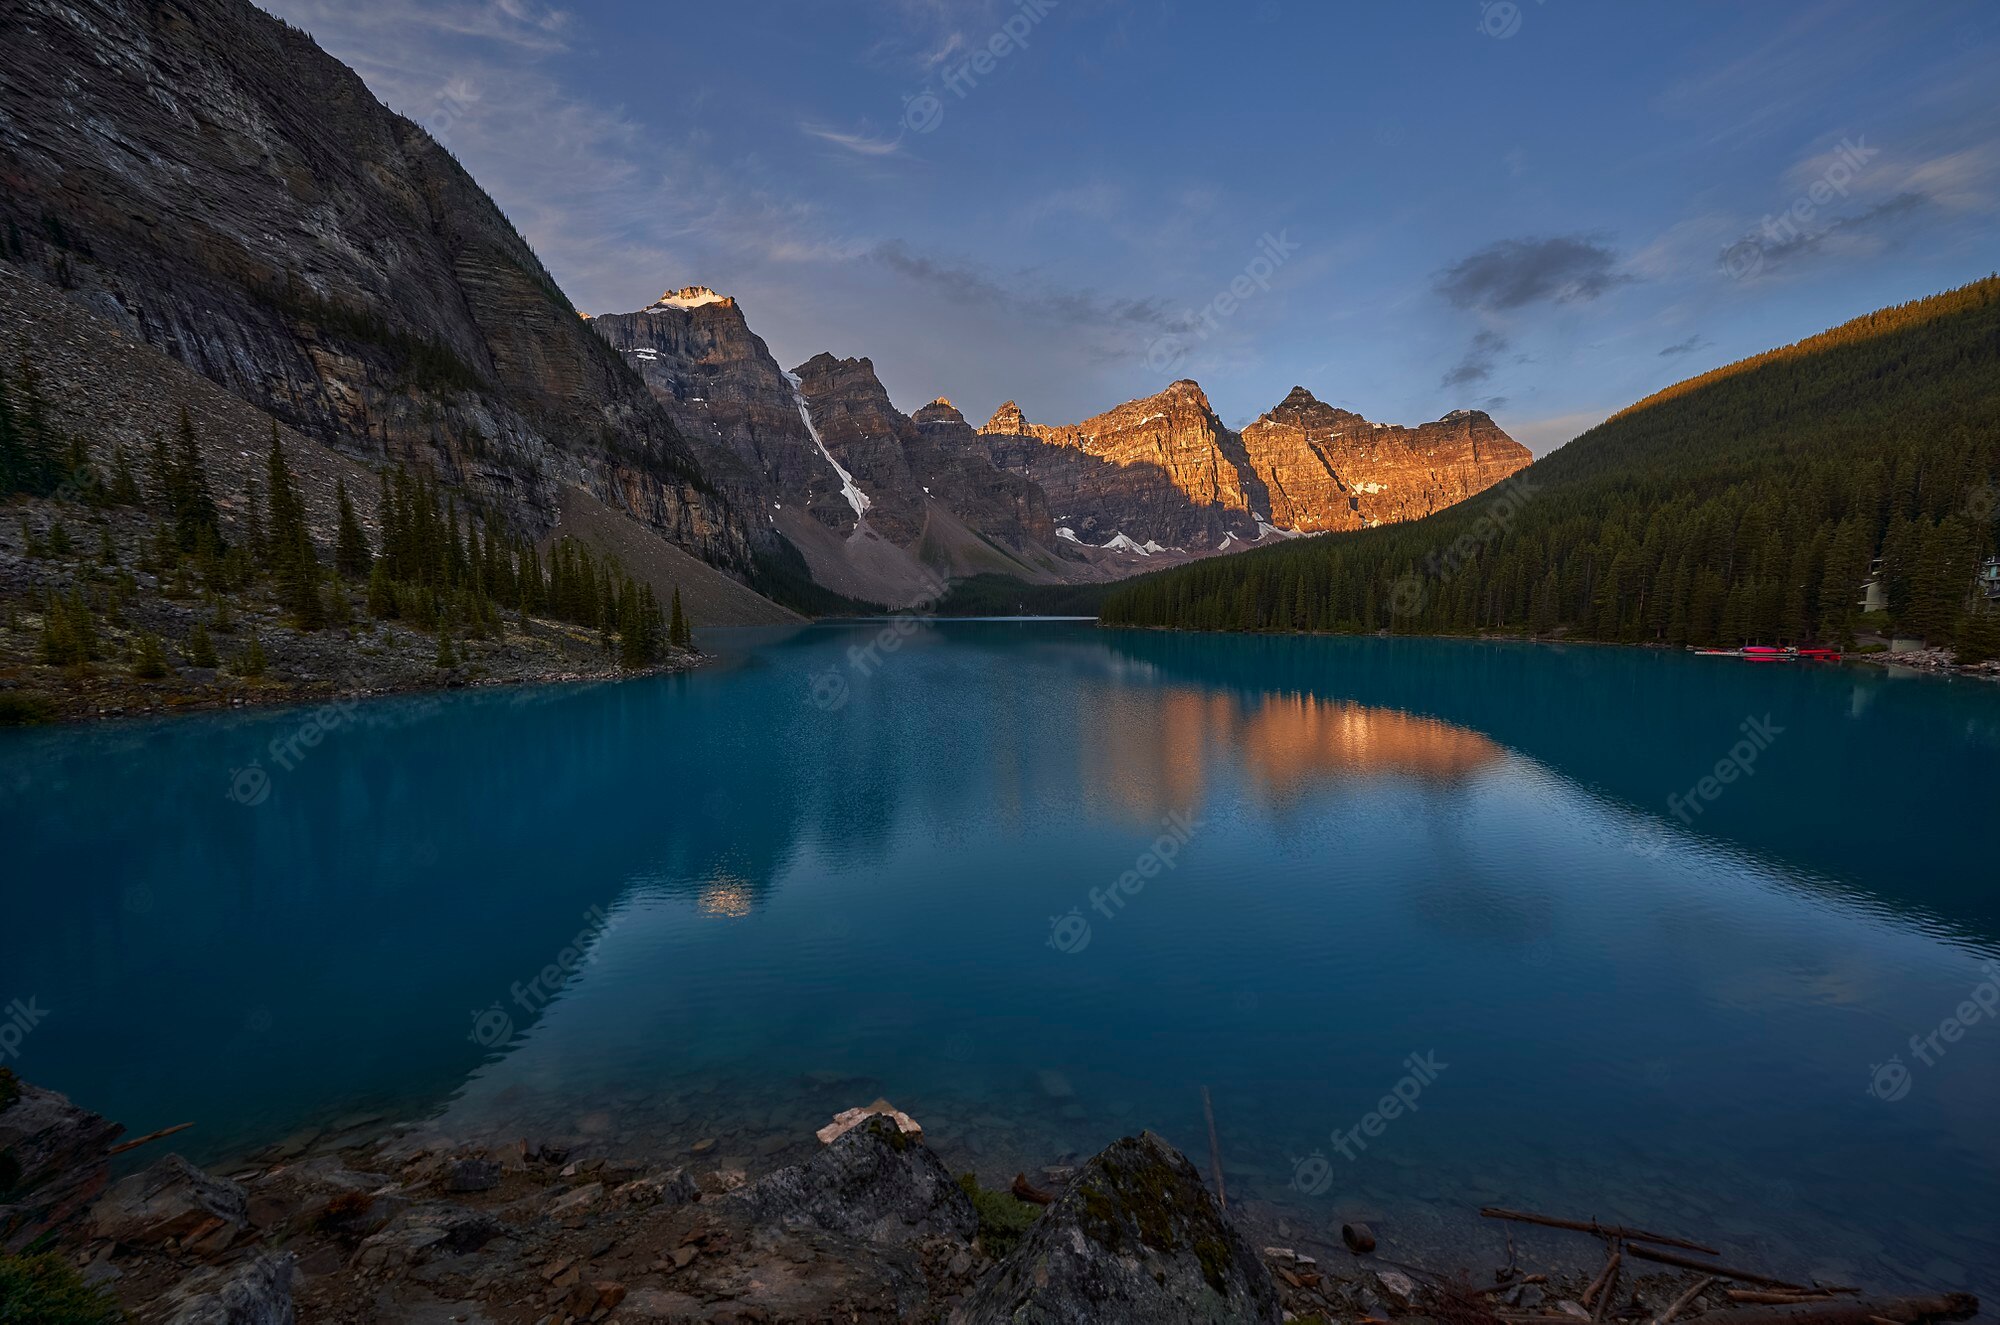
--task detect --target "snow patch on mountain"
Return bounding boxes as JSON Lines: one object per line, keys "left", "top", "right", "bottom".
{"left": 784, "top": 371, "right": 871, "bottom": 520}
{"left": 648, "top": 285, "right": 731, "bottom": 311}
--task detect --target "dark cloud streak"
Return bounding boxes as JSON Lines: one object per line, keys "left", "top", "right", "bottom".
{"left": 1436, "top": 234, "right": 1636, "bottom": 311}
{"left": 870, "top": 240, "right": 1181, "bottom": 332}
{"left": 1442, "top": 328, "right": 1509, "bottom": 388}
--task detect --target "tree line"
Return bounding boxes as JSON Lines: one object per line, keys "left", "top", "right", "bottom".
{"left": 1100, "top": 277, "right": 2000, "bottom": 662}
{"left": 2, "top": 360, "right": 693, "bottom": 674}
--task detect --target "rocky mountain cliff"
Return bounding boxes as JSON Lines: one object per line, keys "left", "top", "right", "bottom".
{"left": 587, "top": 289, "right": 860, "bottom": 539}
{"left": 589, "top": 289, "right": 1093, "bottom": 603}
{"left": 584, "top": 279, "right": 1533, "bottom": 588}
{"left": 0, "top": 0, "right": 756, "bottom": 574}
{"left": 979, "top": 382, "right": 1269, "bottom": 550}
{"left": 1240, "top": 388, "right": 1533, "bottom": 532}
{"left": 978, "top": 382, "right": 1531, "bottom": 552}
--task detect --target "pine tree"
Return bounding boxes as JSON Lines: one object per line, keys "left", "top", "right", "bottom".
{"left": 185, "top": 621, "right": 218, "bottom": 669}
{"left": 334, "top": 477, "right": 371, "bottom": 579}
{"left": 367, "top": 558, "right": 396, "bottom": 618}
{"left": 669, "top": 586, "right": 690, "bottom": 648}
{"left": 130, "top": 631, "right": 170, "bottom": 679}
{"left": 37, "top": 587, "right": 96, "bottom": 666}
{"left": 434, "top": 628, "right": 456, "bottom": 669}
{"left": 1955, "top": 606, "right": 2000, "bottom": 664}
{"left": 264, "top": 427, "right": 323, "bottom": 628}
{"left": 108, "top": 444, "right": 141, "bottom": 504}
{"left": 234, "top": 631, "right": 268, "bottom": 679}
{"left": 11, "top": 359, "right": 59, "bottom": 496}
{"left": 170, "top": 408, "right": 222, "bottom": 552}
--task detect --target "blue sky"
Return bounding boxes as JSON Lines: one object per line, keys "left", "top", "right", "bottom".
{"left": 263, "top": 0, "right": 2000, "bottom": 453}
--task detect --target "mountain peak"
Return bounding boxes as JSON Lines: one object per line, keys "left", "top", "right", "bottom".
{"left": 1280, "top": 385, "right": 1319, "bottom": 408}
{"left": 983, "top": 401, "right": 1030, "bottom": 434}
{"left": 914, "top": 397, "right": 969, "bottom": 428}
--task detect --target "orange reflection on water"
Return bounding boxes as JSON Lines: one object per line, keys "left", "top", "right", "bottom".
{"left": 1237, "top": 693, "right": 1504, "bottom": 801}
{"left": 1084, "top": 685, "right": 1503, "bottom": 818}
{"left": 696, "top": 876, "right": 754, "bottom": 918}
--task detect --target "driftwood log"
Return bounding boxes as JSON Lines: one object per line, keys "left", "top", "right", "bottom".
{"left": 1625, "top": 1243, "right": 1852, "bottom": 1293}
{"left": 1479, "top": 1207, "right": 1721, "bottom": 1256}
{"left": 107, "top": 1121, "right": 194, "bottom": 1155}
{"left": 1650, "top": 1274, "right": 1714, "bottom": 1325}
{"left": 1582, "top": 1245, "right": 1622, "bottom": 1311}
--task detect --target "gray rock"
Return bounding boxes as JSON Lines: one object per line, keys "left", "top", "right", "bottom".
{"left": 725, "top": 1114, "right": 975, "bottom": 1247}
{"left": 445, "top": 1157, "right": 501, "bottom": 1193}
{"left": 952, "top": 1130, "right": 1280, "bottom": 1325}
{"left": 92, "top": 1154, "right": 250, "bottom": 1255}
{"left": 351, "top": 1204, "right": 505, "bottom": 1271}
{"left": 612, "top": 1167, "right": 699, "bottom": 1208}
{"left": 160, "top": 1251, "right": 296, "bottom": 1325}
{"left": 0, "top": 1074, "right": 122, "bottom": 1252}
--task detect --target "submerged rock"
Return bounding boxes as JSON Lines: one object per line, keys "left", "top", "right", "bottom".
{"left": 726, "top": 1113, "right": 975, "bottom": 1246}
{"left": 953, "top": 1130, "right": 1280, "bottom": 1324}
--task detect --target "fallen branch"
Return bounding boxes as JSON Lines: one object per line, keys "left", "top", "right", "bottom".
{"left": 1673, "top": 1293, "right": 1977, "bottom": 1325}
{"left": 1593, "top": 1245, "right": 1623, "bottom": 1323}
{"left": 1480, "top": 1207, "right": 1720, "bottom": 1256}
{"left": 1729, "top": 1292, "right": 1841, "bottom": 1305}
{"left": 1650, "top": 1274, "right": 1713, "bottom": 1325}
{"left": 1624, "top": 1243, "right": 1851, "bottom": 1293}
{"left": 1583, "top": 1246, "right": 1622, "bottom": 1310}
{"left": 107, "top": 1122, "right": 193, "bottom": 1155}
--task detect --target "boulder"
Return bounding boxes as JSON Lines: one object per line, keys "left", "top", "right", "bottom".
{"left": 444, "top": 1156, "right": 501, "bottom": 1193}
{"left": 952, "top": 1130, "right": 1281, "bottom": 1324}
{"left": 725, "top": 1114, "right": 975, "bottom": 1246}
{"left": 92, "top": 1154, "right": 249, "bottom": 1255}
{"left": 350, "top": 1203, "right": 504, "bottom": 1271}
{"left": 159, "top": 1251, "right": 296, "bottom": 1325}
{"left": 0, "top": 1072, "right": 123, "bottom": 1252}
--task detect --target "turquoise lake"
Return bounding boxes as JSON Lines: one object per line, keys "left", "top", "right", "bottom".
{"left": 3, "top": 621, "right": 1996, "bottom": 1293}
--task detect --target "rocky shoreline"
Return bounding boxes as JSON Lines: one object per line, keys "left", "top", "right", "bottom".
{"left": 0, "top": 1072, "right": 1980, "bottom": 1324}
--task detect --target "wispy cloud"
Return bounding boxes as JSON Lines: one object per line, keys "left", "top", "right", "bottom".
{"left": 272, "top": 0, "right": 574, "bottom": 52}
{"left": 1659, "top": 333, "right": 1710, "bottom": 357}
{"left": 801, "top": 122, "right": 906, "bottom": 157}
